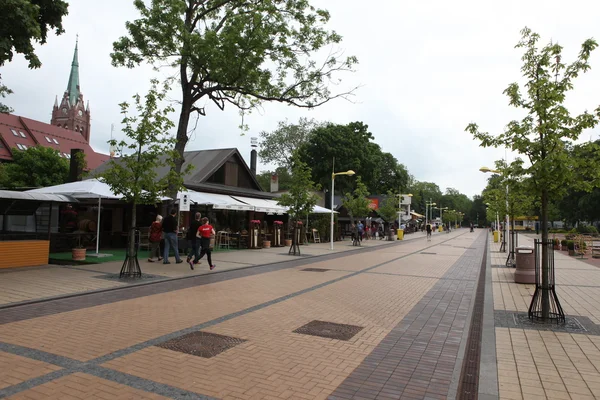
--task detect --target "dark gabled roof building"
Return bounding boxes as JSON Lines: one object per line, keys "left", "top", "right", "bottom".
{"left": 93, "top": 147, "right": 273, "bottom": 199}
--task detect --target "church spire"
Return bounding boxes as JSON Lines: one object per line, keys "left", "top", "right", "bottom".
{"left": 66, "top": 36, "right": 80, "bottom": 106}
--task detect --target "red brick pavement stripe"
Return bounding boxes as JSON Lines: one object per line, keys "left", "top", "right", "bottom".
{"left": 328, "top": 233, "right": 486, "bottom": 400}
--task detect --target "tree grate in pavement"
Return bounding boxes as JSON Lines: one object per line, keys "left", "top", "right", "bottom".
{"left": 155, "top": 331, "right": 246, "bottom": 358}
{"left": 494, "top": 310, "right": 600, "bottom": 335}
{"left": 93, "top": 273, "right": 166, "bottom": 283}
{"left": 300, "top": 268, "right": 330, "bottom": 272}
{"left": 456, "top": 235, "right": 488, "bottom": 399}
{"left": 292, "top": 320, "right": 363, "bottom": 341}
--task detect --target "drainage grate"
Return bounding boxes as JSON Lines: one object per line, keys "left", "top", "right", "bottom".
{"left": 420, "top": 252, "right": 437, "bottom": 255}
{"left": 301, "top": 268, "right": 330, "bottom": 272}
{"left": 456, "top": 235, "right": 488, "bottom": 399}
{"left": 293, "top": 320, "right": 363, "bottom": 341}
{"left": 156, "top": 331, "right": 246, "bottom": 358}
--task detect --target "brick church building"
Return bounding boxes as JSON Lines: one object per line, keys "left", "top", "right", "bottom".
{"left": 0, "top": 40, "right": 109, "bottom": 169}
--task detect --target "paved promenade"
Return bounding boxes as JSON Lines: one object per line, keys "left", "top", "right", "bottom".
{"left": 3, "top": 229, "right": 599, "bottom": 399}
{"left": 0, "top": 235, "right": 418, "bottom": 307}
{"left": 490, "top": 234, "right": 600, "bottom": 400}
{"left": 0, "top": 229, "right": 485, "bottom": 399}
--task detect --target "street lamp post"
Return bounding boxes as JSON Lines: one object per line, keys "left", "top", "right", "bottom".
{"left": 480, "top": 167, "right": 509, "bottom": 254}
{"left": 330, "top": 169, "right": 356, "bottom": 250}
{"left": 397, "top": 193, "right": 413, "bottom": 229}
{"left": 425, "top": 200, "right": 436, "bottom": 227}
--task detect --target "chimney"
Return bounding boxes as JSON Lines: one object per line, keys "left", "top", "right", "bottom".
{"left": 250, "top": 136, "right": 258, "bottom": 176}
{"left": 69, "top": 149, "right": 84, "bottom": 182}
{"left": 270, "top": 173, "right": 279, "bottom": 192}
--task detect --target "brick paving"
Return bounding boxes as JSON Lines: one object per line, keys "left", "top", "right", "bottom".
{"left": 0, "top": 229, "right": 487, "bottom": 399}
{"left": 492, "top": 233, "right": 600, "bottom": 400}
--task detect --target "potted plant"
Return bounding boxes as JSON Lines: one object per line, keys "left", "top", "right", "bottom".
{"left": 553, "top": 237, "right": 560, "bottom": 250}
{"left": 567, "top": 240, "right": 575, "bottom": 256}
{"left": 273, "top": 221, "right": 284, "bottom": 247}
{"left": 561, "top": 239, "right": 568, "bottom": 250}
{"left": 249, "top": 220, "right": 261, "bottom": 249}
{"left": 72, "top": 234, "right": 86, "bottom": 261}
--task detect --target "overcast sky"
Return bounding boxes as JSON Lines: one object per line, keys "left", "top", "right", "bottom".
{"left": 3, "top": 0, "right": 600, "bottom": 198}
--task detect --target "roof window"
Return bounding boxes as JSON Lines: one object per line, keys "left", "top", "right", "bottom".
{"left": 16, "top": 144, "right": 23, "bottom": 150}
{"left": 45, "top": 136, "right": 52, "bottom": 143}
{"left": 52, "top": 138, "right": 59, "bottom": 144}
{"left": 11, "top": 129, "right": 18, "bottom": 136}
{"left": 19, "top": 131, "right": 26, "bottom": 138}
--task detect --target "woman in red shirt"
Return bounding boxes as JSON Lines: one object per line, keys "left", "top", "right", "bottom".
{"left": 196, "top": 217, "right": 216, "bottom": 270}
{"left": 148, "top": 215, "right": 163, "bottom": 262}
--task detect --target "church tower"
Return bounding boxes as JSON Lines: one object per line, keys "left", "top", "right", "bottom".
{"left": 51, "top": 38, "right": 91, "bottom": 143}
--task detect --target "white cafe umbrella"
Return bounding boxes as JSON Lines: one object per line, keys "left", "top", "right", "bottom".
{"left": 28, "top": 179, "right": 123, "bottom": 255}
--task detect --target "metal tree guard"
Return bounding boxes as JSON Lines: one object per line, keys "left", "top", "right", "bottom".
{"left": 120, "top": 228, "right": 142, "bottom": 278}
{"left": 506, "top": 226, "right": 518, "bottom": 267}
{"left": 528, "top": 239, "right": 565, "bottom": 323}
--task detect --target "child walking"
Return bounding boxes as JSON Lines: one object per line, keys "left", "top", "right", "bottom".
{"left": 196, "top": 217, "right": 216, "bottom": 270}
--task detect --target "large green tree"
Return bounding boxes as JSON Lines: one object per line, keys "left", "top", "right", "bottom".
{"left": 102, "top": 80, "right": 186, "bottom": 277}
{"left": 297, "top": 121, "right": 406, "bottom": 194}
{"left": 466, "top": 28, "right": 600, "bottom": 319}
{"left": 0, "top": 145, "right": 69, "bottom": 188}
{"left": 376, "top": 191, "right": 398, "bottom": 239}
{"left": 259, "top": 118, "right": 322, "bottom": 171}
{"left": 0, "top": 0, "right": 69, "bottom": 113}
{"left": 111, "top": 0, "right": 358, "bottom": 197}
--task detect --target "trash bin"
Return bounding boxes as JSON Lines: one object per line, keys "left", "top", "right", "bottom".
{"left": 493, "top": 230, "right": 499, "bottom": 243}
{"left": 514, "top": 246, "right": 535, "bottom": 283}
{"left": 397, "top": 229, "right": 404, "bottom": 240}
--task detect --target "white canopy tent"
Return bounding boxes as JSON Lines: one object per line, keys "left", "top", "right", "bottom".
{"left": 231, "top": 196, "right": 287, "bottom": 214}
{"left": 28, "top": 179, "right": 123, "bottom": 255}
{"left": 180, "top": 191, "right": 254, "bottom": 211}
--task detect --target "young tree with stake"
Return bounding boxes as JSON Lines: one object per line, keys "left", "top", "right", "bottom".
{"left": 466, "top": 28, "right": 600, "bottom": 320}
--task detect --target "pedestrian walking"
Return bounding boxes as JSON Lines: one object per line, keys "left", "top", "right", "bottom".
{"left": 162, "top": 208, "right": 183, "bottom": 264}
{"left": 186, "top": 212, "right": 203, "bottom": 270}
{"left": 196, "top": 217, "right": 216, "bottom": 270}
{"left": 148, "top": 215, "right": 163, "bottom": 262}
{"left": 357, "top": 221, "right": 364, "bottom": 242}
{"left": 426, "top": 223, "right": 432, "bottom": 241}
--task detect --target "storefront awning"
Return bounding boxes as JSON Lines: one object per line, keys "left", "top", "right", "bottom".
{"left": 231, "top": 196, "right": 287, "bottom": 214}
{"left": 182, "top": 191, "right": 254, "bottom": 211}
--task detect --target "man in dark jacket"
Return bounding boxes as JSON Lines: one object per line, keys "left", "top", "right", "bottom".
{"left": 186, "top": 212, "right": 202, "bottom": 270}
{"left": 162, "top": 208, "right": 183, "bottom": 264}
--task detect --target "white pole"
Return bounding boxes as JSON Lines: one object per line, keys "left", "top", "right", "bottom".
{"left": 330, "top": 174, "right": 335, "bottom": 250}
{"left": 96, "top": 196, "right": 101, "bottom": 254}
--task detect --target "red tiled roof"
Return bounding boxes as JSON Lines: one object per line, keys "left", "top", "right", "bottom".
{"left": 0, "top": 113, "right": 109, "bottom": 169}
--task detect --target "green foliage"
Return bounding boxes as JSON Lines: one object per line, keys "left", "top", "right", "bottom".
{"left": 256, "top": 167, "right": 293, "bottom": 192}
{"left": 407, "top": 181, "right": 443, "bottom": 215}
{"left": 567, "top": 240, "right": 575, "bottom": 250}
{"left": 0, "top": 145, "right": 69, "bottom": 188}
{"left": 259, "top": 118, "right": 322, "bottom": 171}
{"left": 377, "top": 191, "right": 398, "bottom": 224}
{"left": 101, "top": 80, "right": 183, "bottom": 206}
{"left": 341, "top": 176, "right": 370, "bottom": 223}
{"left": 0, "top": 0, "right": 69, "bottom": 112}
{"left": 112, "top": 0, "right": 358, "bottom": 195}
{"left": 297, "top": 121, "right": 408, "bottom": 194}
{"left": 467, "top": 27, "right": 600, "bottom": 252}
{"left": 576, "top": 225, "right": 598, "bottom": 235}
{"left": 276, "top": 160, "right": 319, "bottom": 222}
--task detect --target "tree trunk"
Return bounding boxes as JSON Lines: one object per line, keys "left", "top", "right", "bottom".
{"left": 541, "top": 188, "right": 549, "bottom": 319}
{"left": 168, "top": 90, "right": 193, "bottom": 199}
{"left": 129, "top": 202, "right": 137, "bottom": 257}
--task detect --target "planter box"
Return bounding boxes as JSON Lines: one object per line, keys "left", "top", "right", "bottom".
{"left": 72, "top": 248, "right": 87, "bottom": 261}
{"left": 0, "top": 240, "right": 49, "bottom": 269}
{"left": 284, "top": 239, "right": 292, "bottom": 246}
{"left": 263, "top": 240, "right": 271, "bottom": 249}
